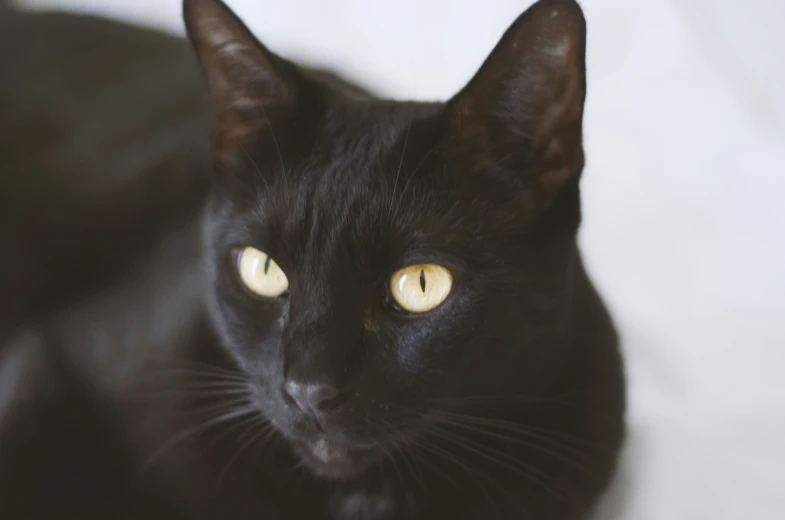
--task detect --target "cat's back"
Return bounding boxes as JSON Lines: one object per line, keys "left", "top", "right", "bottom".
{"left": 0, "top": 8, "right": 210, "bottom": 182}
{"left": 0, "top": 8, "right": 212, "bottom": 339}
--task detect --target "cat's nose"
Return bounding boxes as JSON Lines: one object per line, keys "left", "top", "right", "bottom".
{"left": 282, "top": 379, "right": 344, "bottom": 418}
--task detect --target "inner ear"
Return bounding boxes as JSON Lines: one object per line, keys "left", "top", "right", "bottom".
{"left": 448, "top": 0, "right": 587, "bottom": 208}
{"left": 184, "top": 0, "right": 302, "bottom": 165}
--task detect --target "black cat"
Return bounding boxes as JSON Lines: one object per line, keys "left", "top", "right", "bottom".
{"left": 0, "top": 0, "right": 625, "bottom": 519}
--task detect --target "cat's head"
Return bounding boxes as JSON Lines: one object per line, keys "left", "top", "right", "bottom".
{"left": 184, "top": 0, "right": 587, "bottom": 479}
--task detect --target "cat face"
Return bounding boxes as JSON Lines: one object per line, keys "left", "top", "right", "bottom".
{"left": 185, "top": 0, "right": 587, "bottom": 479}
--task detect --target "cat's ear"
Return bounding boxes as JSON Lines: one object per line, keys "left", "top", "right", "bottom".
{"left": 184, "top": 0, "right": 300, "bottom": 164}
{"left": 448, "top": 0, "right": 587, "bottom": 210}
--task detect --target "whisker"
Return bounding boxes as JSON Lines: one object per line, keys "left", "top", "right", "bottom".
{"left": 214, "top": 417, "right": 272, "bottom": 492}
{"left": 123, "top": 387, "right": 251, "bottom": 403}
{"left": 134, "top": 355, "right": 242, "bottom": 374}
{"left": 135, "top": 404, "right": 257, "bottom": 478}
{"left": 430, "top": 409, "right": 604, "bottom": 454}
{"left": 429, "top": 394, "right": 572, "bottom": 406}
{"left": 392, "top": 144, "right": 437, "bottom": 213}
{"left": 414, "top": 437, "right": 500, "bottom": 512}
{"left": 405, "top": 440, "right": 460, "bottom": 489}
{"left": 181, "top": 395, "right": 252, "bottom": 414}
{"left": 137, "top": 367, "right": 249, "bottom": 382}
{"left": 242, "top": 147, "right": 272, "bottom": 194}
{"left": 124, "top": 395, "right": 253, "bottom": 444}
{"left": 257, "top": 105, "right": 289, "bottom": 201}
{"left": 129, "top": 380, "right": 250, "bottom": 394}
{"left": 201, "top": 404, "right": 264, "bottom": 453}
{"left": 248, "top": 423, "right": 281, "bottom": 471}
{"left": 425, "top": 424, "right": 574, "bottom": 506}
{"left": 227, "top": 164, "right": 261, "bottom": 205}
{"left": 388, "top": 118, "right": 412, "bottom": 218}
{"left": 374, "top": 438, "right": 395, "bottom": 479}
{"left": 391, "top": 437, "right": 425, "bottom": 490}
{"left": 255, "top": 423, "right": 279, "bottom": 455}
{"left": 516, "top": 422, "right": 609, "bottom": 450}
{"left": 127, "top": 372, "right": 250, "bottom": 395}
{"left": 428, "top": 413, "right": 595, "bottom": 472}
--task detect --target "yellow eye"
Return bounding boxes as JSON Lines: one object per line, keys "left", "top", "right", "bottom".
{"left": 236, "top": 246, "right": 289, "bottom": 298}
{"left": 389, "top": 264, "right": 453, "bottom": 313}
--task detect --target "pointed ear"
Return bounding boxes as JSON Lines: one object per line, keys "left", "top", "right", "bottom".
{"left": 448, "top": 0, "right": 587, "bottom": 210}
{"left": 183, "top": 0, "right": 301, "bottom": 165}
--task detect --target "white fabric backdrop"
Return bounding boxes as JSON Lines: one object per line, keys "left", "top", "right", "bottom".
{"left": 16, "top": 0, "right": 785, "bottom": 518}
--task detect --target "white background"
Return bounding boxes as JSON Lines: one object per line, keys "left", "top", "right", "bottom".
{"left": 15, "top": 0, "right": 785, "bottom": 518}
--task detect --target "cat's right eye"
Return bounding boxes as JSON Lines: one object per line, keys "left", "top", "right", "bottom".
{"left": 236, "top": 246, "right": 289, "bottom": 298}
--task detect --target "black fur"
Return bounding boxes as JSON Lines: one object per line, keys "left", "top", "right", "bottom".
{"left": 0, "top": 1, "right": 624, "bottom": 519}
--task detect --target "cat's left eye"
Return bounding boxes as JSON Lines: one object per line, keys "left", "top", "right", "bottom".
{"left": 389, "top": 264, "right": 453, "bottom": 314}
{"left": 236, "top": 246, "right": 289, "bottom": 298}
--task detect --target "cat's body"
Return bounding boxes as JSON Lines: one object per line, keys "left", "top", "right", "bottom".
{"left": 0, "top": 1, "right": 625, "bottom": 519}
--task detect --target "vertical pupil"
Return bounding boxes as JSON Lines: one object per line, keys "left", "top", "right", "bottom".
{"left": 419, "top": 269, "right": 426, "bottom": 292}
{"left": 263, "top": 255, "right": 272, "bottom": 275}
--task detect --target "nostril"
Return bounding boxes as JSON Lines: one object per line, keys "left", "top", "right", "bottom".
{"left": 317, "top": 388, "right": 349, "bottom": 411}
{"left": 282, "top": 380, "right": 347, "bottom": 415}
{"left": 281, "top": 383, "right": 304, "bottom": 411}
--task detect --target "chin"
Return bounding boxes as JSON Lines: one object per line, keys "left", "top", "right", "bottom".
{"left": 294, "top": 438, "right": 381, "bottom": 480}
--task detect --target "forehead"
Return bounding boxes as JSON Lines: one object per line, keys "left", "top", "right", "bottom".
{"left": 248, "top": 101, "right": 451, "bottom": 268}
{"left": 210, "top": 101, "right": 530, "bottom": 287}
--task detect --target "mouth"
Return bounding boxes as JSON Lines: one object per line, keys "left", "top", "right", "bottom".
{"left": 294, "top": 437, "right": 379, "bottom": 480}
